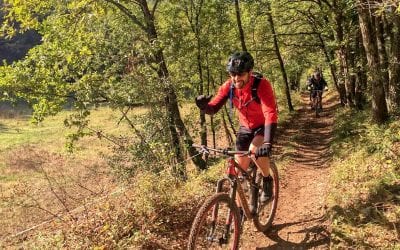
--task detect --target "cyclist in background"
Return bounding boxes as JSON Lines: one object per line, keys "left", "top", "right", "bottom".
{"left": 307, "top": 71, "right": 328, "bottom": 110}
{"left": 195, "top": 51, "right": 278, "bottom": 214}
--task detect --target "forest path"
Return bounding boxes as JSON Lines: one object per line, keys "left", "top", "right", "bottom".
{"left": 240, "top": 91, "right": 339, "bottom": 249}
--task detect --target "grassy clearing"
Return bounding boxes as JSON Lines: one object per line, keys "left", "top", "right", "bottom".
{"left": 328, "top": 108, "right": 400, "bottom": 248}
{"left": 0, "top": 106, "right": 142, "bottom": 152}
{"left": 0, "top": 106, "right": 141, "bottom": 243}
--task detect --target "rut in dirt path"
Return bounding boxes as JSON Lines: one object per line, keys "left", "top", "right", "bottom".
{"left": 240, "top": 92, "right": 339, "bottom": 249}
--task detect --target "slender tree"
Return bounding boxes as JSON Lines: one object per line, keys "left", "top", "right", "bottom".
{"left": 266, "top": 1, "right": 293, "bottom": 111}
{"left": 387, "top": 7, "right": 400, "bottom": 111}
{"left": 357, "top": 0, "right": 388, "bottom": 123}
{"left": 234, "top": 0, "right": 247, "bottom": 51}
{"left": 182, "top": 0, "right": 208, "bottom": 148}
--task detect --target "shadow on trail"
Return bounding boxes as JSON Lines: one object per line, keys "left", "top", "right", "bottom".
{"left": 275, "top": 92, "right": 340, "bottom": 169}
{"left": 257, "top": 216, "right": 330, "bottom": 249}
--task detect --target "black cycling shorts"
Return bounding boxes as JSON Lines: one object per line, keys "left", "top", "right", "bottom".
{"left": 236, "top": 125, "right": 264, "bottom": 151}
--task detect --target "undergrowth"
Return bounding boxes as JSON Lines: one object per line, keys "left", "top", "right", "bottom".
{"left": 329, "top": 108, "right": 400, "bottom": 248}
{"left": 2, "top": 160, "right": 225, "bottom": 249}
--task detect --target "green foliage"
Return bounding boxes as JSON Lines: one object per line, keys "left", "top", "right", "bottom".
{"left": 0, "top": 0, "right": 340, "bottom": 166}
{"left": 106, "top": 106, "right": 176, "bottom": 179}
{"left": 131, "top": 171, "right": 182, "bottom": 218}
{"left": 1, "top": 0, "right": 54, "bottom": 36}
{"left": 329, "top": 108, "right": 400, "bottom": 248}
{"left": 332, "top": 109, "right": 400, "bottom": 155}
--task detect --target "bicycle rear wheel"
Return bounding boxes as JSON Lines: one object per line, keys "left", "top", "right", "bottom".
{"left": 188, "top": 193, "right": 241, "bottom": 250}
{"left": 253, "top": 161, "right": 279, "bottom": 232}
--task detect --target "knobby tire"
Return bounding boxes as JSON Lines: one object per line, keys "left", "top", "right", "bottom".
{"left": 253, "top": 162, "right": 279, "bottom": 232}
{"left": 188, "top": 193, "right": 241, "bottom": 250}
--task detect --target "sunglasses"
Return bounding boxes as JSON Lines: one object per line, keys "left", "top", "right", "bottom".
{"left": 229, "top": 72, "right": 248, "bottom": 77}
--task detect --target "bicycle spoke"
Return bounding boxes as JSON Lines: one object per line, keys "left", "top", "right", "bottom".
{"left": 188, "top": 193, "right": 240, "bottom": 250}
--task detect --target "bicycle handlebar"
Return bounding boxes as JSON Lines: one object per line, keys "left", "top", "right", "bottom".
{"left": 192, "top": 144, "right": 250, "bottom": 157}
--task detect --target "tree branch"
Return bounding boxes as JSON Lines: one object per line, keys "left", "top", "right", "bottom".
{"left": 102, "top": 0, "right": 147, "bottom": 31}
{"left": 151, "top": 0, "right": 161, "bottom": 16}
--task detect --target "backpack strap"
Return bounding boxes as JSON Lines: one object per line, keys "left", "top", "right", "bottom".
{"left": 229, "top": 82, "right": 235, "bottom": 106}
{"left": 251, "top": 75, "right": 262, "bottom": 104}
{"left": 229, "top": 82, "right": 235, "bottom": 117}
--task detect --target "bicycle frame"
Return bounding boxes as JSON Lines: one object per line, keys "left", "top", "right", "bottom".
{"left": 311, "top": 90, "right": 323, "bottom": 104}
{"left": 215, "top": 156, "right": 259, "bottom": 221}
{"left": 311, "top": 89, "right": 323, "bottom": 117}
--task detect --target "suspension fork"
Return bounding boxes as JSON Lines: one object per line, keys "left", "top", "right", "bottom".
{"left": 223, "top": 180, "right": 238, "bottom": 242}
{"left": 213, "top": 157, "right": 242, "bottom": 240}
{"left": 205, "top": 177, "right": 231, "bottom": 241}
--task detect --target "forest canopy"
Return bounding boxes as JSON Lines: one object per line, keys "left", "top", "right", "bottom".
{"left": 1, "top": 0, "right": 400, "bottom": 179}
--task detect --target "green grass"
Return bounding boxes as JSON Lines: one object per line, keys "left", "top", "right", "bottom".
{"left": 0, "top": 106, "right": 146, "bottom": 153}
{"left": 328, "top": 108, "right": 400, "bottom": 248}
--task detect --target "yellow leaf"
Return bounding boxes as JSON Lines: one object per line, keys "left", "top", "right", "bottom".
{"left": 66, "top": 54, "right": 73, "bottom": 63}
{"left": 102, "top": 224, "right": 110, "bottom": 231}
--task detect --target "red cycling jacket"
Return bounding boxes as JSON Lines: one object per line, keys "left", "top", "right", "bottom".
{"left": 204, "top": 75, "right": 278, "bottom": 129}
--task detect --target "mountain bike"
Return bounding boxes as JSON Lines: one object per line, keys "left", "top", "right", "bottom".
{"left": 188, "top": 144, "right": 279, "bottom": 250}
{"left": 311, "top": 89, "right": 323, "bottom": 118}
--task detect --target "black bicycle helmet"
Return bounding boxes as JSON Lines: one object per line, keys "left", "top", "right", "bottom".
{"left": 226, "top": 51, "right": 254, "bottom": 73}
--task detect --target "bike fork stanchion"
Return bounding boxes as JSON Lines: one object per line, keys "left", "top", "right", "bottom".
{"left": 221, "top": 213, "right": 233, "bottom": 245}
{"left": 222, "top": 181, "right": 237, "bottom": 244}
{"left": 206, "top": 221, "right": 216, "bottom": 242}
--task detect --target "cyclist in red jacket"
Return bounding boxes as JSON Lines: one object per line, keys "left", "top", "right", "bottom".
{"left": 195, "top": 51, "right": 278, "bottom": 213}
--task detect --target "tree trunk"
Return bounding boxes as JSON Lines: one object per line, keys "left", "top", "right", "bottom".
{"left": 375, "top": 14, "right": 390, "bottom": 110}
{"left": 389, "top": 14, "right": 400, "bottom": 110}
{"left": 234, "top": 0, "right": 247, "bottom": 51}
{"left": 357, "top": 0, "right": 388, "bottom": 123}
{"left": 338, "top": 46, "right": 354, "bottom": 107}
{"left": 347, "top": 43, "right": 357, "bottom": 107}
{"left": 333, "top": 0, "right": 351, "bottom": 106}
{"left": 196, "top": 38, "right": 207, "bottom": 146}
{"left": 184, "top": 0, "right": 208, "bottom": 147}
{"left": 216, "top": 71, "right": 234, "bottom": 147}
{"left": 353, "top": 29, "right": 366, "bottom": 109}
{"left": 222, "top": 109, "right": 234, "bottom": 147}
{"left": 141, "top": 0, "right": 206, "bottom": 177}
{"left": 205, "top": 50, "right": 216, "bottom": 148}
{"left": 318, "top": 33, "right": 344, "bottom": 104}
{"left": 266, "top": 2, "right": 293, "bottom": 112}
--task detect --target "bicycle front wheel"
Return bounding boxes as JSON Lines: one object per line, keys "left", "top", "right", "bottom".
{"left": 188, "top": 193, "right": 241, "bottom": 250}
{"left": 253, "top": 161, "right": 279, "bottom": 232}
{"left": 315, "top": 97, "right": 321, "bottom": 117}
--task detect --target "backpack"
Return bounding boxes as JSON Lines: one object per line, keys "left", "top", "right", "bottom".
{"left": 229, "top": 72, "right": 263, "bottom": 106}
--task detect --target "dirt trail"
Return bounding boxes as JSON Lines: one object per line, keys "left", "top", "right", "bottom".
{"left": 240, "top": 92, "right": 338, "bottom": 249}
